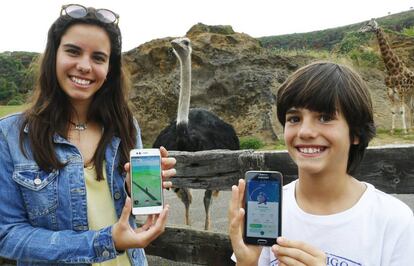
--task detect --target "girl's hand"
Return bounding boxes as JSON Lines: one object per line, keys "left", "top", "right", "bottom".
{"left": 112, "top": 197, "right": 169, "bottom": 250}
{"left": 228, "top": 179, "right": 262, "bottom": 265}
{"left": 125, "top": 146, "right": 176, "bottom": 195}
{"left": 272, "top": 237, "right": 326, "bottom": 266}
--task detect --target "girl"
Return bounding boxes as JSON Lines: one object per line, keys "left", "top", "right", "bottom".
{"left": 229, "top": 61, "right": 414, "bottom": 265}
{"left": 0, "top": 4, "right": 175, "bottom": 265}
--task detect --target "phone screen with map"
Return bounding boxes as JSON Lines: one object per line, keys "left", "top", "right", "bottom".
{"left": 130, "top": 149, "right": 163, "bottom": 215}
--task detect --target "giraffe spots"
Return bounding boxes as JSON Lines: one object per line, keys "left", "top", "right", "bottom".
{"left": 367, "top": 21, "right": 414, "bottom": 132}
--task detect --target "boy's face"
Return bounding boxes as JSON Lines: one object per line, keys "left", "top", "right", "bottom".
{"left": 283, "top": 107, "right": 358, "bottom": 177}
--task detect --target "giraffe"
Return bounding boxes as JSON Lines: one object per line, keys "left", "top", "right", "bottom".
{"left": 359, "top": 19, "right": 414, "bottom": 134}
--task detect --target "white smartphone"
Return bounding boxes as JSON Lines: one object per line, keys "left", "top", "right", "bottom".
{"left": 130, "top": 148, "right": 163, "bottom": 215}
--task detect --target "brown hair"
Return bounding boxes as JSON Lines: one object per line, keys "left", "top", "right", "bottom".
{"left": 276, "top": 61, "right": 376, "bottom": 174}
{"left": 20, "top": 11, "right": 136, "bottom": 180}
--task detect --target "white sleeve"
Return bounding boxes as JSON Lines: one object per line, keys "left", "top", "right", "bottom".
{"left": 258, "top": 247, "right": 272, "bottom": 266}
{"left": 389, "top": 215, "right": 414, "bottom": 265}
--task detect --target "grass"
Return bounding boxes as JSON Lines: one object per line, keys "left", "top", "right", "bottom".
{"left": 239, "top": 137, "right": 265, "bottom": 150}
{"left": 0, "top": 105, "right": 27, "bottom": 118}
{"left": 371, "top": 128, "right": 414, "bottom": 145}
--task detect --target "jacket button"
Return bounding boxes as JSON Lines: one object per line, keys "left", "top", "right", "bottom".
{"left": 114, "top": 192, "right": 121, "bottom": 200}
{"left": 102, "top": 250, "right": 110, "bottom": 257}
{"left": 34, "top": 178, "right": 42, "bottom": 186}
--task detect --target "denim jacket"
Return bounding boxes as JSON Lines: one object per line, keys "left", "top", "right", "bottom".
{"left": 0, "top": 113, "right": 147, "bottom": 265}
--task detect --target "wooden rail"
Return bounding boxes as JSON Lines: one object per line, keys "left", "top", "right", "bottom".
{"left": 145, "top": 226, "right": 232, "bottom": 265}
{"left": 169, "top": 144, "right": 414, "bottom": 194}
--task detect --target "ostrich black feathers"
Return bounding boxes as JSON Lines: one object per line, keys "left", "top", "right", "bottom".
{"left": 153, "top": 108, "right": 239, "bottom": 151}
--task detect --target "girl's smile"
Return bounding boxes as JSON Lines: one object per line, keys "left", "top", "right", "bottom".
{"left": 69, "top": 75, "right": 94, "bottom": 87}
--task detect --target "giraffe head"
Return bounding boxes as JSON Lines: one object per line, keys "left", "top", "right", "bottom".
{"left": 359, "top": 18, "right": 379, "bottom": 33}
{"left": 171, "top": 37, "right": 192, "bottom": 62}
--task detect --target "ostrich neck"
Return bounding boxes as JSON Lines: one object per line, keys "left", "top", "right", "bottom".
{"left": 176, "top": 55, "right": 191, "bottom": 125}
{"left": 376, "top": 28, "right": 403, "bottom": 75}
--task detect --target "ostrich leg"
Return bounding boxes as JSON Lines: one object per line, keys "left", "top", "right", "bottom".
{"left": 175, "top": 188, "right": 193, "bottom": 226}
{"left": 203, "top": 190, "right": 219, "bottom": 230}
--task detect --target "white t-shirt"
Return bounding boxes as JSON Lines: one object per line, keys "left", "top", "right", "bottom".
{"left": 236, "top": 180, "right": 414, "bottom": 266}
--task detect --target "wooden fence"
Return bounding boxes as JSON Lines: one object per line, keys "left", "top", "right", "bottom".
{"left": 1, "top": 144, "right": 413, "bottom": 265}
{"left": 145, "top": 144, "right": 414, "bottom": 265}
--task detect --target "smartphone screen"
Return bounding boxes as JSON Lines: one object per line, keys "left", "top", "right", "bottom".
{"left": 130, "top": 149, "right": 163, "bottom": 214}
{"left": 244, "top": 171, "right": 282, "bottom": 246}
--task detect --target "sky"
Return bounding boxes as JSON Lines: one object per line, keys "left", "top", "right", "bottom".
{"left": 0, "top": 0, "right": 413, "bottom": 53}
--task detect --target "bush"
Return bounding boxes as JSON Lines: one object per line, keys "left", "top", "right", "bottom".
{"left": 240, "top": 137, "right": 265, "bottom": 150}
{"left": 403, "top": 26, "right": 414, "bottom": 37}
{"left": 348, "top": 50, "right": 381, "bottom": 67}
{"left": 7, "top": 93, "right": 25, "bottom": 105}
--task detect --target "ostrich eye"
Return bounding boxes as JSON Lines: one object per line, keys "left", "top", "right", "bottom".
{"left": 183, "top": 40, "right": 190, "bottom": 46}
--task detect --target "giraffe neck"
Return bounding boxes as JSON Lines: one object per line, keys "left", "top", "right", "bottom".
{"left": 375, "top": 28, "right": 404, "bottom": 75}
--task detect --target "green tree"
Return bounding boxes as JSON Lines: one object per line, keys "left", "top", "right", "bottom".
{"left": 0, "top": 78, "right": 17, "bottom": 102}
{"left": 0, "top": 52, "right": 38, "bottom": 101}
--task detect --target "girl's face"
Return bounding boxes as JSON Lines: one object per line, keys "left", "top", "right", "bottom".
{"left": 56, "top": 24, "right": 111, "bottom": 106}
{"left": 284, "top": 108, "right": 358, "bottom": 177}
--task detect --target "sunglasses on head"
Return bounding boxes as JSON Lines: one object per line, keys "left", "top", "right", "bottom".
{"left": 60, "top": 4, "right": 119, "bottom": 25}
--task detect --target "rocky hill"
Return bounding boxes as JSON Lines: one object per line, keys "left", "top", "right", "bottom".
{"left": 124, "top": 23, "right": 411, "bottom": 146}
{"left": 124, "top": 23, "right": 300, "bottom": 145}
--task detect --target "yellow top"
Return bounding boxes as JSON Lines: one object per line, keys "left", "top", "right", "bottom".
{"left": 84, "top": 164, "right": 131, "bottom": 266}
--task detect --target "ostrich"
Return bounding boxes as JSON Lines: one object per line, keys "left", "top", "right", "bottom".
{"left": 153, "top": 37, "right": 240, "bottom": 230}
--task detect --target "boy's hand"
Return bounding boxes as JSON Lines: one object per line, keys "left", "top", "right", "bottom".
{"left": 272, "top": 237, "right": 326, "bottom": 266}
{"left": 228, "top": 179, "right": 262, "bottom": 265}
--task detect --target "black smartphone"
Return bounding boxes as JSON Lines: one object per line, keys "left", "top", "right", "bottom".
{"left": 243, "top": 171, "right": 283, "bottom": 246}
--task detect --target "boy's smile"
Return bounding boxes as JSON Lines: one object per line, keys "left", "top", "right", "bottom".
{"left": 295, "top": 144, "right": 327, "bottom": 156}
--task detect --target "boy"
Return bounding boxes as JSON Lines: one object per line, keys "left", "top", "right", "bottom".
{"left": 229, "top": 61, "right": 414, "bottom": 265}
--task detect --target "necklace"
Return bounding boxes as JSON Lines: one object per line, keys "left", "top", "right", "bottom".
{"left": 70, "top": 121, "right": 88, "bottom": 131}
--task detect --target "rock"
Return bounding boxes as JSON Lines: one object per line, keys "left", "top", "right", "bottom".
{"left": 124, "top": 23, "right": 293, "bottom": 145}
